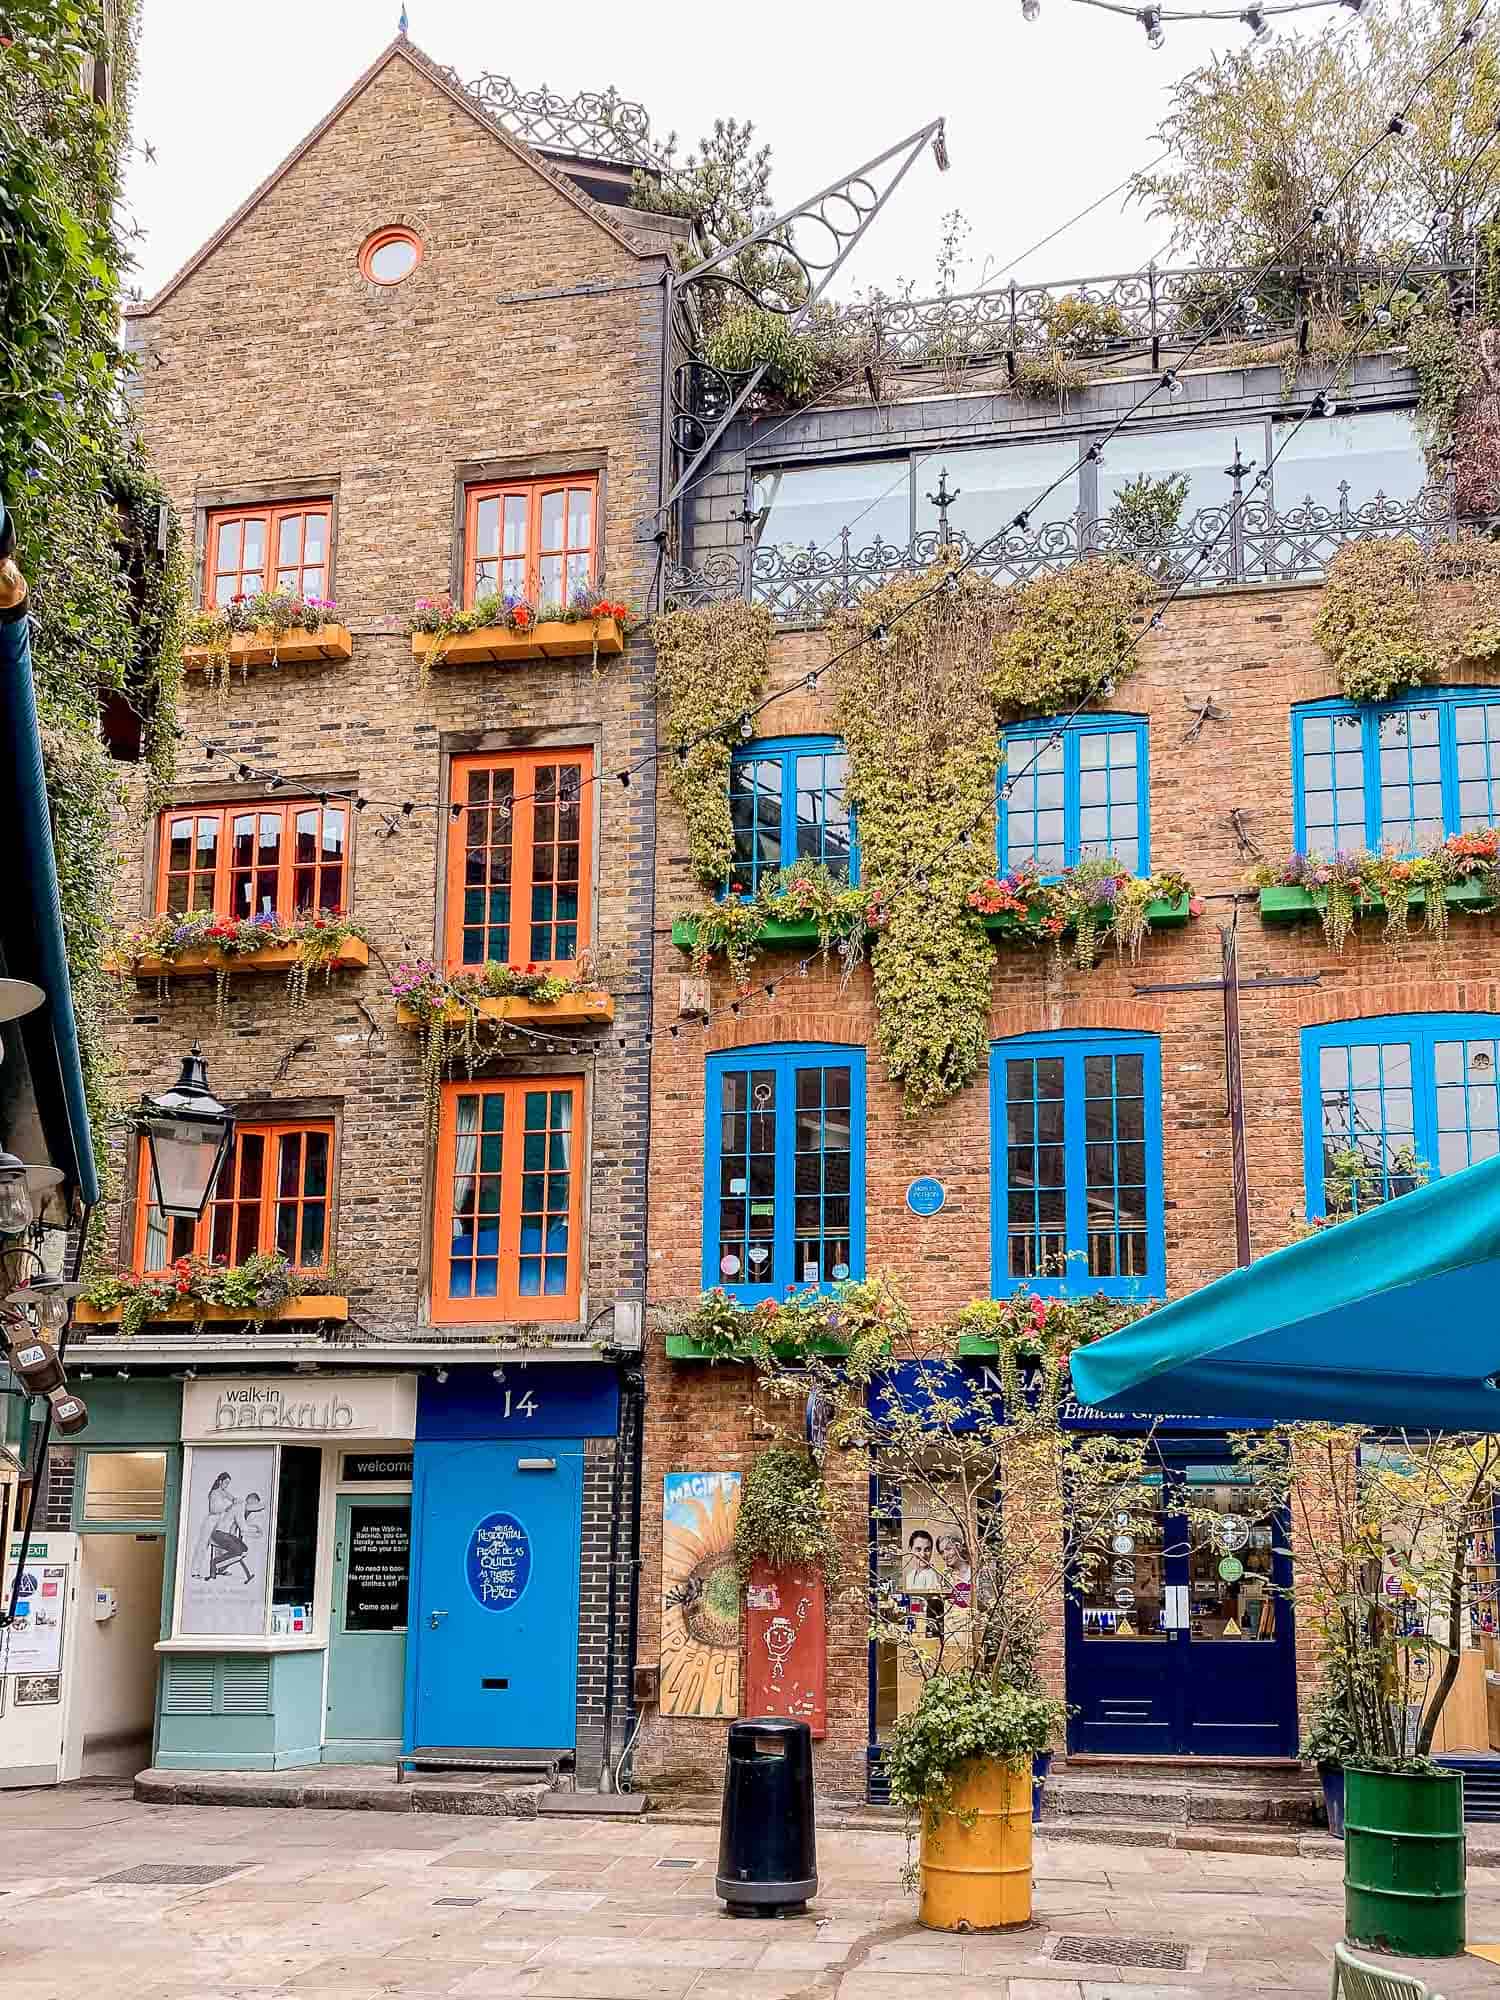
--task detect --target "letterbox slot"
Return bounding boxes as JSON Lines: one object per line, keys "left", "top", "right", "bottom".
{"left": 481, "top": 1678, "right": 509, "bottom": 1689}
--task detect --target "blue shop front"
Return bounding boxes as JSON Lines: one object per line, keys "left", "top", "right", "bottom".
{"left": 405, "top": 1363, "right": 622, "bottom": 1779}
{"left": 867, "top": 1360, "right": 1297, "bottom": 1791}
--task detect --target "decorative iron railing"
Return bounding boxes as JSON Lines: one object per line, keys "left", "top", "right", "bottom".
{"left": 665, "top": 481, "right": 1459, "bottom": 623}
{"left": 452, "top": 70, "right": 664, "bottom": 169}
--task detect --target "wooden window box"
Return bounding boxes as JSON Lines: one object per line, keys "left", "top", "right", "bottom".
{"left": 411, "top": 618, "right": 623, "bottom": 667}
{"left": 183, "top": 625, "right": 353, "bottom": 670}
{"left": 74, "top": 1295, "right": 349, "bottom": 1328}
{"left": 395, "top": 990, "right": 615, "bottom": 1030}
{"left": 1258, "top": 878, "right": 1500, "bottom": 923}
{"left": 110, "top": 938, "right": 370, "bottom": 979}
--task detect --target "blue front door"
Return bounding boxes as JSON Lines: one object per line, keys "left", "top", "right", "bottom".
{"left": 1066, "top": 1446, "right": 1297, "bottom": 1757}
{"left": 407, "top": 1441, "right": 581, "bottom": 1753}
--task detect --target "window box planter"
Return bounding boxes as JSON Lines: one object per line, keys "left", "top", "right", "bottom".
{"left": 109, "top": 938, "right": 370, "bottom": 979}
{"left": 411, "top": 617, "right": 623, "bottom": 667}
{"left": 670, "top": 894, "right": 1191, "bottom": 956}
{"left": 1258, "top": 878, "right": 1500, "bottom": 923}
{"left": 394, "top": 990, "right": 615, "bottom": 1030}
{"left": 664, "top": 1332, "right": 852, "bottom": 1362}
{"left": 74, "top": 1295, "right": 349, "bottom": 1328}
{"left": 183, "top": 624, "right": 353, "bottom": 670}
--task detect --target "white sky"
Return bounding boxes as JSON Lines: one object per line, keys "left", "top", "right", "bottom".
{"left": 121, "top": 0, "right": 1322, "bottom": 307}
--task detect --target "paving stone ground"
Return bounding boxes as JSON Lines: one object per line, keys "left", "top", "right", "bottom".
{"left": 3, "top": 1781, "right": 1500, "bottom": 1998}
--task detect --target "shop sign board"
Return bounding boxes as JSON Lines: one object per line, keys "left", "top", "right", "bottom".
{"left": 182, "top": 1374, "right": 416, "bottom": 1443}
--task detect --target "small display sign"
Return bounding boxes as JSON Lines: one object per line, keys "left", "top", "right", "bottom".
{"left": 905, "top": 1177, "right": 946, "bottom": 1217}
{"left": 344, "top": 1506, "right": 410, "bottom": 1632}
{"left": 466, "top": 1511, "right": 531, "bottom": 1613}
{"left": 342, "top": 1453, "right": 414, "bottom": 1484}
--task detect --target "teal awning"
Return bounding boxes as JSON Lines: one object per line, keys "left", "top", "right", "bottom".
{"left": 1070, "top": 1153, "right": 1500, "bottom": 1428}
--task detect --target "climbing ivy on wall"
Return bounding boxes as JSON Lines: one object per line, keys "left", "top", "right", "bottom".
{"left": 1315, "top": 536, "right": 1500, "bottom": 705}
{"left": 991, "top": 558, "right": 1152, "bottom": 718}
{"left": 651, "top": 600, "right": 773, "bottom": 886}
{"left": 1, "top": 1, "right": 187, "bottom": 1196}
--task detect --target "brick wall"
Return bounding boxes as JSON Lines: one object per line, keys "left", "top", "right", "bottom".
{"left": 637, "top": 575, "right": 1500, "bottom": 1795}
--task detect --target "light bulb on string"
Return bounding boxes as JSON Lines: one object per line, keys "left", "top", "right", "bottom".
{"left": 1243, "top": 6, "right": 1270, "bottom": 40}
{"left": 1162, "top": 371, "right": 1184, "bottom": 400}
{"left": 1022, "top": 0, "right": 1040, "bottom": 16}
{"left": 1141, "top": 7, "right": 1165, "bottom": 50}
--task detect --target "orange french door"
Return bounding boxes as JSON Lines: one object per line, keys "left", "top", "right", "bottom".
{"left": 432, "top": 1078, "right": 583, "bottom": 1322}
{"left": 444, "top": 749, "right": 592, "bottom": 973}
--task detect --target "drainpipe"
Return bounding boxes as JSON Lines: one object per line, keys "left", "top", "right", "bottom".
{"left": 599, "top": 1355, "right": 644, "bottom": 1791}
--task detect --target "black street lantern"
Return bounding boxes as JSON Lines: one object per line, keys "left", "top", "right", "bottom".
{"left": 140, "top": 1044, "right": 234, "bottom": 1221}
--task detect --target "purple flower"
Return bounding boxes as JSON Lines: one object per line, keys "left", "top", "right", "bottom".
{"left": 252, "top": 911, "right": 276, "bottom": 927}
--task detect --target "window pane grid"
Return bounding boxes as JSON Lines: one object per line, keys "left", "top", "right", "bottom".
{"left": 1083, "top": 1053, "right": 1148, "bottom": 1279}
{"left": 717, "top": 1067, "right": 777, "bottom": 1286}
{"left": 465, "top": 477, "right": 598, "bottom": 608}
{"left": 728, "top": 741, "right": 857, "bottom": 892}
{"left": 437, "top": 1080, "right": 582, "bottom": 1319}
{"left": 794, "top": 750, "right": 854, "bottom": 880}
{"left": 1376, "top": 705, "right": 1443, "bottom": 851}
{"left": 156, "top": 801, "right": 348, "bottom": 922}
{"left": 1317, "top": 1040, "right": 1419, "bottom": 1208}
{"left": 529, "top": 763, "right": 584, "bottom": 962}
{"left": 1006, "top": 1056, "right": 1066, "bottom": 1279}
{"left": 1002, "top": 721, "right": 1147, "bottom": 876}
{"left": 137, "top": 1123, "right": 333, "bottom": 1273}
{"left": 448, "top": 753, "right": 591, "bottom": 973}
{"left": 1296, "top": 693, "right": 1500, "bottom": 854}
{"left": 729, "top": 758, "right": 785, "bottom": 894}
{"left": 793, "top": 1065, "right": 853, "bottom": 1286}
{"left": 517, "top": 1088, "right": 573, "bottom": 1296}
{"left": 207, "top": 504, "right": 330, "bottom": 608}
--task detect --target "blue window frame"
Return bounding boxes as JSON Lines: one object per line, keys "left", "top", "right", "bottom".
{"left": 989, "top": 1031, "right": 1164, "bottom": 1299}
{"left": 999, "top": 716, "right": 1149, "bottom": 876}
{"left": 1301, "top": 1014, "right": 1500, "bottom": 1216}
{"left": 704, "top": 1044, "right": 866, "bottom": 1302}
{"left": 728, "top": 735, "right": 856, "bottom": 895}
{"left": 1292, "top": 690, "right": 1500, "bottom": 856}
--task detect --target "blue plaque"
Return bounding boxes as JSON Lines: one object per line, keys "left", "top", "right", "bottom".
{"left": 465, "top": 1511, "right": 532, "bottom": 1612}
{"left": 906, "top": 1176, "right": 946, "bottom": 1217}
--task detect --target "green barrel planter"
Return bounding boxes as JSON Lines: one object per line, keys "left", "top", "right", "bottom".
{"left": 1344, "top": 1767, "right": 1466, "bottom": 1958}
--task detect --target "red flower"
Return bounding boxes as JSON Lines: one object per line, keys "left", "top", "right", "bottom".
{"left": 525, "top": 962, "right": 537, "bottom": 974}
{"left": 512, "top": 606, "right": 532, "bottom": 630}
{"left": 231, "top": 593, "right": 247, "bottom": 604}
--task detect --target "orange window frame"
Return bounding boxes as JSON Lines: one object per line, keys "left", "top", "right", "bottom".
{"left": 204, "top": 500, "right": 332, "bottom": 607}
{"left": 133, "top": 1120, "right": 336, "bottom": 1275}
{"left": 444, "top": 749, "right": 592, "bottom": 974}
{"left": 431, "top": 1077, "right": 584, "bottom": 1323}
{"left": 462, "top": 475, "right": 599, "bottom": 609}
{"left": 155, "top": 799, "right": 351, "bottom": 921}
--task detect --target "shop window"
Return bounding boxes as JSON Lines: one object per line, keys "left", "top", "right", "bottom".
{"left": 433, "top": 1077, "right": 584, "bottom": 1322}
{"left": 1293, "top": 690, "right": 1500, "bottom": 855}
{"left": 155, "top": 799, "right": 348, "bottom": 921}
{"left": 989, "top": 1031, "right": 1164, "bottom": 1299}
{"left": 445, "top": 749, "right": 592, "bottom": 972}
{"left": 999, "top": 716, "right": 1148, "bottom": 878}
{"left": 1301, "top": 1013, "right": 1500, "bottom": 1217}
{"left": 728, "top": 736, "right": 856, "bottom": 896}
{"left": 204, "top": 502, "right": 331, "bottom": 607}
{"left": 704, "top": 1044, "right": 866, "bottom": 1302}
{"left": 79, "top": 1449, "right": 168, "bottom": 1527}
{"left": 463, "top": 475, "right": 598, "bottom": 610}
{"left": 136, "top": 1120, "right": 334, "bottom": 1274}
{"left": 176, "top": 1443, "right": 324, "bottom": 1639}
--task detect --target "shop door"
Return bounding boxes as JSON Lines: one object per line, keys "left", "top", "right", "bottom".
{"left": 407, "top": 1441, "right": 580, "bottom": 1755}
{"left": 326, "top": 1495, "right": 410, "bottom": 1752}
{"left": 1066, "top": 1451, "right": 1297, "bottom": 1757}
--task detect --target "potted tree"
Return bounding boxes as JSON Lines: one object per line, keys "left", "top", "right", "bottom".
{"left": 1237, "top": 1422, "right": 1500, "bottom": 1958}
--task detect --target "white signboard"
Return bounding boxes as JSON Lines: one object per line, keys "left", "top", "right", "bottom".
{"left": 181, "top": 1374, "right": 415, "bottom": 1444}
{"left": 178, "top": 1445, "right": 275, "bottom": 1636}
{"left": 0, "top": 1559, "right": 68, "bottom": 1677}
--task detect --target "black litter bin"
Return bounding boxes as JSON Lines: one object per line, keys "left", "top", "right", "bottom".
{"left": 715, "top": 1717, "right": 817, "bottom": 1916}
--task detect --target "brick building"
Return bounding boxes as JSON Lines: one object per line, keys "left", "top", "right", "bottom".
{"left": 635, "top": 304, "right": 1495, "bottom": 1798}
{"left": 62, "top": 35, "right": 683, "bottom": 1785}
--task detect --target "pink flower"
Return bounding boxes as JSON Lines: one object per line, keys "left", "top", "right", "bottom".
{"left": 1189, "top": 896, "right": 1205, "bottom": 917}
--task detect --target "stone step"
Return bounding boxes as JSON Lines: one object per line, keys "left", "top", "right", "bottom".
{"left": 1042, "top": 1771, "right": 1322, "bottom": 1827}
{"left": 1059, "top": 1754, "right": 1305, "bottom": 1785}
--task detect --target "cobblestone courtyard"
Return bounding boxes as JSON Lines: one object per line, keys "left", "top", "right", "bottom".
{"left": 3, "top": 1784, "right": 1500, "bottom": 1997}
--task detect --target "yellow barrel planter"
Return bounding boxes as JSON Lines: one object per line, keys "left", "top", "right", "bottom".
{"left": 918, "top": 1756, "right": 1034, "bottom": 1931}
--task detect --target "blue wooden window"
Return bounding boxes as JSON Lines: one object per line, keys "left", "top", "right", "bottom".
{"left": 1301, "top": 1014, "right": 1500, "bottom": 1216}
{"left": 1292, "top": 691, "right": 1500, "bottom": 855}
{"left": 999, "top": 716, "right": 1149, "bottom": 876}
{"left": 728, "top": 736, "right": 856, "bottom": 894}
{"left": 704, "top": 1044, "right": 866, "bottom": 1301}
{"left": 989, "top": 1031, "right": 1164, "bottom": 1299}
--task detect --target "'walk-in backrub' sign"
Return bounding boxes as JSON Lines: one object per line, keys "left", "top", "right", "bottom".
{"left": 465, "top": 1511, "right": 531, "bottom": 1612}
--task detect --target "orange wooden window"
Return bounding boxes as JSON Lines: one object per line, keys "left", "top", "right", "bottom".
{"left": 205, "top": 501, "right": 331, "bottom": 607}
{"left": 156, "top": 800, "right": 349, "bottom": 920}
{"left": 432, "top": 1078, "right": 582, "bottom": 1322}
{"left": 463, "top": 476, "right": 598, "bottom": 609}
{"left": 444, "top": 750, "right": 591, "bottom": 972}
{"left": 135, "top": 1121, "right": 334, "bottom": 1274}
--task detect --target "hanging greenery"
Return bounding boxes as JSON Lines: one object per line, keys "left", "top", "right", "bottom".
{"left": 651, "top": 599, "right": 773, "bottom": 887}
{"left": 990, "top": 557, "right": 1153, "bottom": 718}
{"left": 733, "top": 1444, "right": 841, "bottom": 1585}
{"left": 1314, "top": 536, "right": 1500, "bottom": 705}
{"left": 831, "top": 563, "right": 1003, "bottom": 1112}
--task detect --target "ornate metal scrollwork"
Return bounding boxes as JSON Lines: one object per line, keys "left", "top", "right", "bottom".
{"left": 456, "top": 71, "right": 663, "bottom": 168}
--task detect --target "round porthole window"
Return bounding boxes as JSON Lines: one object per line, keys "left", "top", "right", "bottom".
{"left": 359, "top": 226, "right": 422, "bottom": 286}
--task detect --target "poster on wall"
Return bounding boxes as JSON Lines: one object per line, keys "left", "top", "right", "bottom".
{"left": 894, "top": 1491, "right": 974, "bottom": 1718}
{"left": 344, "top": 1507, "right": 410, "bottom": 1632}
{"left": 660, "top": 1471, "right": 742, "bottom": 1719}
{"left": 0, "top": 1561, "right": 69, "bottom": 1677}
{"left": 178, "top": 1446, "right": 275, "bottom": 1636}
{"left": 744, "top": 1559, "right": 827, "bottom": 1735}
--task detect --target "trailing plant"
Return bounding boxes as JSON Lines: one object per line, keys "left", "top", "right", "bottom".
{"left": 944, "top": 1285, "right": 1157, "bottom": 1361}
{"left": 679, "top": 862, "right": 882, "bottom": 983}
{"left": 969, "top": 857, "right": 1198, "bottom": 970}
{"left": 184, "top": 588, "right": 341, "bottom": 698}
{"left": 83, "top": 1252, "right": 344, "bottom": 1341}
{"left": 651, "top": 599, "right": 773, "bottom": 887}
{"left": 884, "top": 1672, "right": 1069, "bottom": 1834}
{"left": 663, "top": 1277, "right": 908, "bottom": 1371}
{"left": 115, "top": 908, "right": 369, "bottom": 1022}
{"left": 408, "top": 584, "right": 634, "bottom": 679}
{"left": 1315, "top": 536, "right": 1500, "bottom": 705}
{"left": 989, "top": 557, "right": 1154, "bottom": 718}
{"left": 390, "top": 955, "right": 601, "bottom": 1136}
{"left": 1255, "top": 826, "right": 1500, "bottom": 950}
{"left": 733, "top": 1444, "right": 841, "bottom": 1584}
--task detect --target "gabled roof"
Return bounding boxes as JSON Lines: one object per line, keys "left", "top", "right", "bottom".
{"left": 125, "top": 35, "right": 661, "bottom": 319}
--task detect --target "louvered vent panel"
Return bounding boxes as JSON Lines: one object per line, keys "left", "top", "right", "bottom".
{"left": 218, "top": 1655, "right": 272, "bottom": 1714}
{"left": 161, "top": 1656, "right": 215, "bottom": 1714}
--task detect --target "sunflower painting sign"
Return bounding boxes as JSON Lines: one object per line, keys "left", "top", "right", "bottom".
{"left": 661, "top": 1470, "right": 742, "bottom": 1718}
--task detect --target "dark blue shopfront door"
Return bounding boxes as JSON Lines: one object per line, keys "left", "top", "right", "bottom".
{"left": 1066, "top": 1444, "right": 1297, "bottom": 1757}
{"left": 407, "top": 1440, "right": 582, "bottom": 1753}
